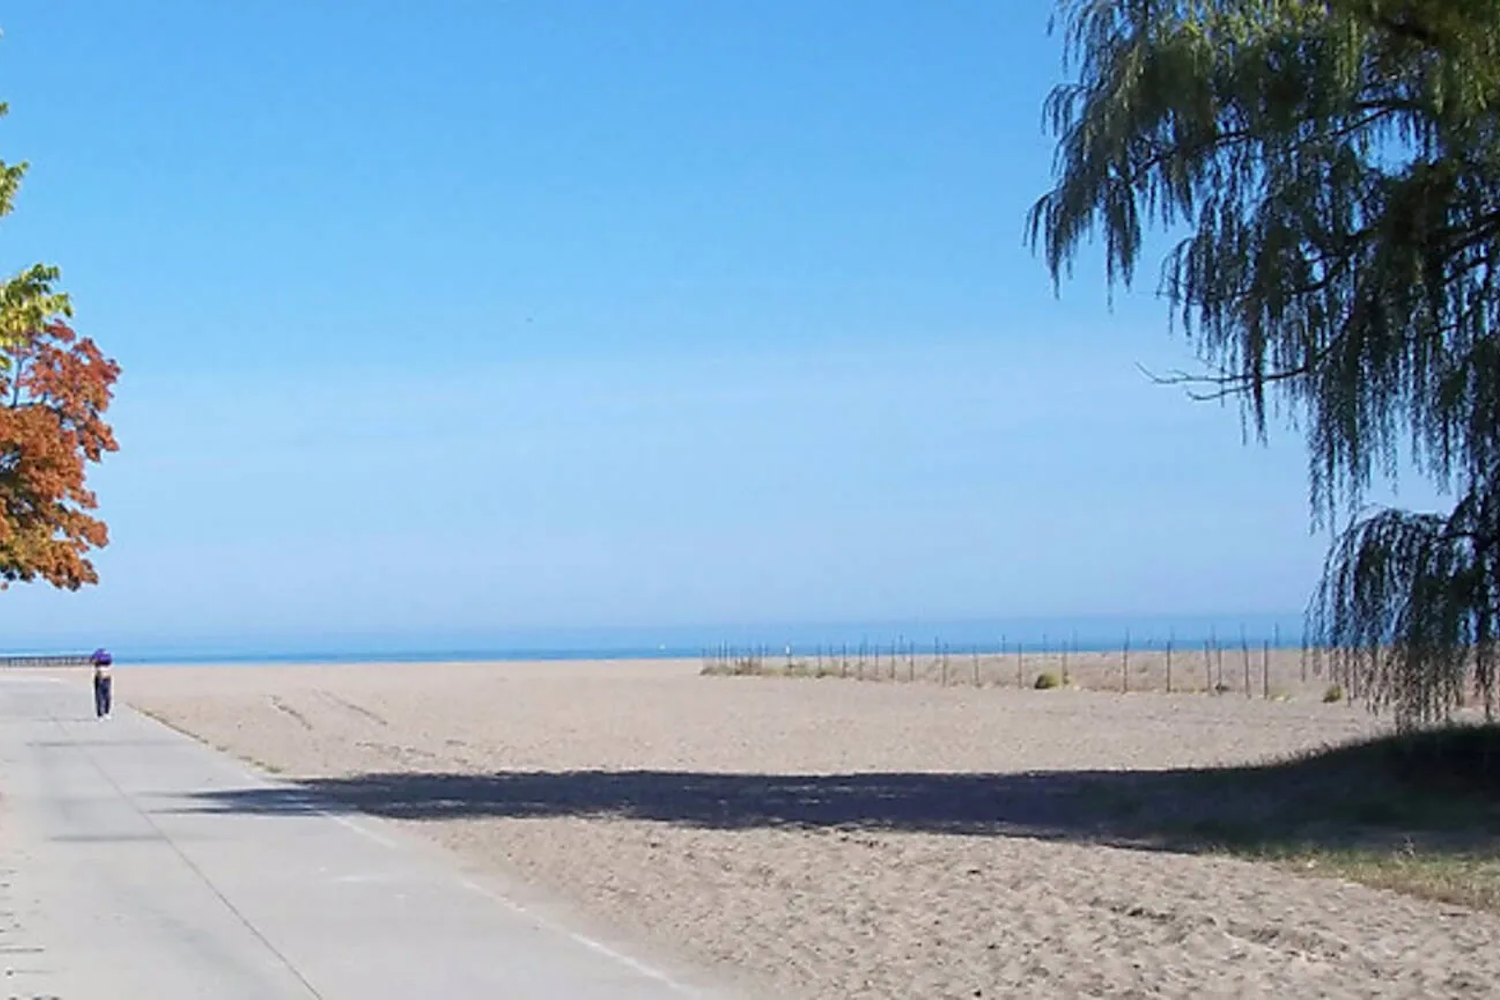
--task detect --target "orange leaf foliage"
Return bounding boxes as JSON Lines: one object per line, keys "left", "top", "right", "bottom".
{"left": 0, "top": 321, "right": 120, "bottom": 589}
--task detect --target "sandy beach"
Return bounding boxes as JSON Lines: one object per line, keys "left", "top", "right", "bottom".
{"left": 117, "top": 658, "right": 1500, "bottom": 999}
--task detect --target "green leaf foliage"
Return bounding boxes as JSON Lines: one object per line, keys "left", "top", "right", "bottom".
{"left": 1032, "top": 1, "right": 1500, "bottom": 727}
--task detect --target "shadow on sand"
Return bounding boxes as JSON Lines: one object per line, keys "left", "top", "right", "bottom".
{"left": 172, "top": 727, "right": 1500, "bottom": 855}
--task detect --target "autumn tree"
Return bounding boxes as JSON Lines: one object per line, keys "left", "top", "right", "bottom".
{"left": 0, "top": 100, "right": 119, "bottom": 589}
{"left": 1030, "top": 1, "right": 1500, "bottom": 728}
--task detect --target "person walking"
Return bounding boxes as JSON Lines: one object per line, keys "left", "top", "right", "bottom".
{"left": 90, "top": 648, "right": 113, "bottom": 719}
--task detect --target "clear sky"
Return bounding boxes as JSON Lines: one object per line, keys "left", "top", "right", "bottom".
{"left": 0, "top": 2, "right": 1440, "bottom": 652}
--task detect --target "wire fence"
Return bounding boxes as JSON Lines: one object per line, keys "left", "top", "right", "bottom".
{"left": 700, "top": 631, "right": 1374, "bottom": 702}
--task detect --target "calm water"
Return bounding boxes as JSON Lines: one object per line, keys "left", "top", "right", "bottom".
{"left": 3, "top": 612, "right": 1310, "bottom": 664}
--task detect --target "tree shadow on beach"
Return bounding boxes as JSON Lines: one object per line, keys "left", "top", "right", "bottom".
{"left": 175, "top": 726, "right": 1500, "bottom": 857}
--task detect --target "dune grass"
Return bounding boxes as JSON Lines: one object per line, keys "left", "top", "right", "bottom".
{"left": 1152, "top": 724, "right": 1500, "bottom": 911}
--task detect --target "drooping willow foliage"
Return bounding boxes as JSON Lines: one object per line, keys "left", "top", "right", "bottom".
{"left": 1030, "top": 0, "right": 1500, "bottom": 728}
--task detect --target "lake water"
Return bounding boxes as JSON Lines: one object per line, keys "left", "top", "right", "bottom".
{"left": 3, "top": 612, "right": 1311, "bottom": 664}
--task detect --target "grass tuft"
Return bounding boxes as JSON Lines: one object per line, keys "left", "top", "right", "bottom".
{"left": 1150, "top": 724, "right": 1500, "bottom": 911}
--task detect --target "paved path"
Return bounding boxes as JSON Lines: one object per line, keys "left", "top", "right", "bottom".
{"left": 0, "top": 674, "right": 742, "bottom": 999}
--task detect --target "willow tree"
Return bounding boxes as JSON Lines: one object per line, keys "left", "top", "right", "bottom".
{"left": 1030, "top": 0, "right": 1500, "bottom": 728}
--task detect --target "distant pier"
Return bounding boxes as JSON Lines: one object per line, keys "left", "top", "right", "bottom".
{"left": 0, "top": 654, "right": 93, "bottom": 668}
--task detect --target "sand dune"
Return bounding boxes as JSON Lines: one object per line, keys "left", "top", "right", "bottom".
{"left": 119, "top": 659, "right": 1499, "bottom": 999}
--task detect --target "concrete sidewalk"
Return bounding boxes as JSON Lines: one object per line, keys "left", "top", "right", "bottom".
{"left": 0, "top": 674, "right": 743, "bottom": 999}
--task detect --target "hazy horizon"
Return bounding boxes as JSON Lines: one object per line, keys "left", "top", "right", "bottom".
{"left": 3, "top": 609, "right": 1315, "bottom": 664}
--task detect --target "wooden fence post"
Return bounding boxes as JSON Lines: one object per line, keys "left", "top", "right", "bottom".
{"left": 1262, "top": 639, "right": 1270, "bottom": 699}
{"left": 1166, "top": 632, "right": 1174, "bottom": 694}
{"left": 1241, "top": 628, "right": 1251, "bottom": 698}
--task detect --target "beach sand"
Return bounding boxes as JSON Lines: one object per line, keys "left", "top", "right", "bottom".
{"left": 118, "top": 658, "right": 1500, "bottom": 999}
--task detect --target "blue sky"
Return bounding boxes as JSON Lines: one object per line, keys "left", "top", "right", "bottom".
{"left": 0, "top": 2, "right": 1440, "bottom": 653}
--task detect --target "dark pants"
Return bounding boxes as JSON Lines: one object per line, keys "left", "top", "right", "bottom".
{"left": 94, "top": 676, "right": 112, "bottom": 718}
